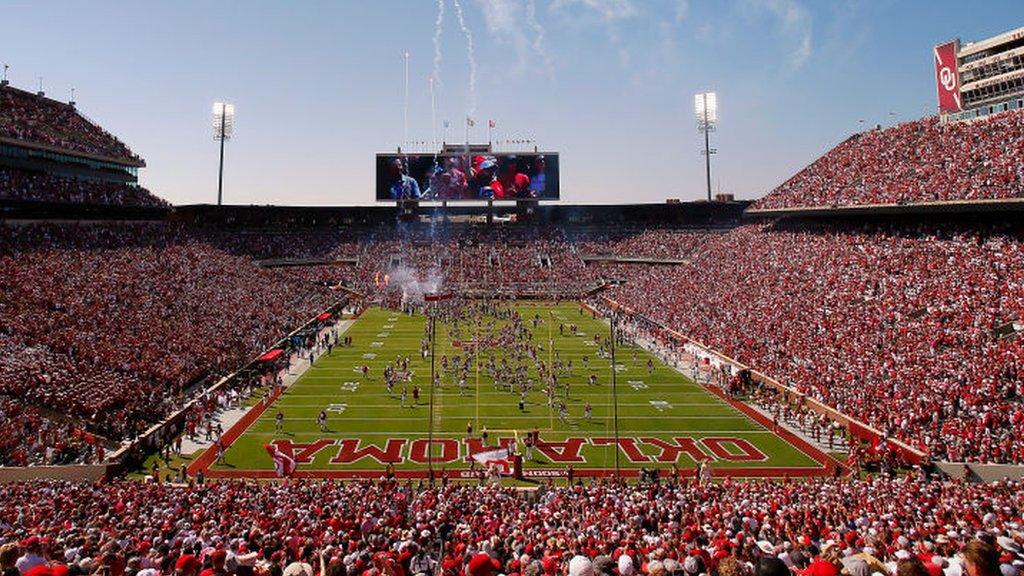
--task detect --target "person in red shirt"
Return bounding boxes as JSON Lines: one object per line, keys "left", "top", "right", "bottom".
{"left": 472, "top": 159, "right": 503, "bottom": 199}
{"left": 497, "top": 156, "right": 531, "bottom": 199}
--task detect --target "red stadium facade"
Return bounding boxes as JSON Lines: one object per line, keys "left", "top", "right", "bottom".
{"left": 936, "top": 26, "right": 1024, "bottom": 122}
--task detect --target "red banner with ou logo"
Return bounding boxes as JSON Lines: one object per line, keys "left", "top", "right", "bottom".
{"left": 934, "top": 41, "right": 962, "bottom": 113}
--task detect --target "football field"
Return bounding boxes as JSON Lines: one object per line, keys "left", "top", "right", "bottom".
{"left": 193, "top": 302, "right": 838, "bottom": 480}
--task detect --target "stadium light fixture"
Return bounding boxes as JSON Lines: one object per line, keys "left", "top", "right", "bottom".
{"left": 694, "top": 92, "right": 718, "bottom": 202}
{"left": 212, "top": 102, "right": 235, "bottom": 206}
{"left": 694, "top": 92, "right": 717, "bottom": 126}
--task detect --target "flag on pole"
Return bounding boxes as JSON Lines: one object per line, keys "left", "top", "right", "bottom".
{"left": 466, "top": 116, "right": 475, "bottom": 127}
{"left": 488, "top": 120, "right": 496, "bottom": 129}
{"left": 471, "top": 447, "right": 512, "bottom": 475}
{"left": 264, "top": 443, "right": 296, "bottom": 477}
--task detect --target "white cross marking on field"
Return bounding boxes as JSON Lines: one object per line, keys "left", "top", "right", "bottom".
{"left": 384, "top": 324, "right": 395, "bottom": 329}
{"left": 377, "top": 332, "right": 390, "bottom": 338}
{"left": 614, "top": 363, "right": 628, "bottom": 372}
{"left": 362, "top": 353, "right": 377, "bottom": 359}
{"left": 388, "top": 317, "right": 399, "bottom": 322}
{"left": 327, "top": 403, "right": 348, "bottom": 413}
{"left": 629, "top": 380, "right": 647, "bottom": 390}
{"left": 370, "top": 341, "right": 384, "bottom": 347}
{"left": 583, "top": 340, "right": 597, "bottom": 347}
{"left": 352, "top": 367, "right": 364, "bottom": 373}
{"left": 650, "top": 400, "right": 672, "bottom": 412}
{"left": 340, "top": 382, "right": 360, "bottom": 392}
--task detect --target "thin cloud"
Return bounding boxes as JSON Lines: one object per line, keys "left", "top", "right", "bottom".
{"left": 552, "top": 0, "right": 638, "bottom": 21}
{"left": 741, "top": 0, "right": 813, "bottom": 69}
{"left": 526, "top": 0, "right": 556, "bottom": 80}
{"left": 475, "top": 0, "right": 554, "bottom": 79}
{"left": 552, "top": 0, "right": 637, "bottom": 65}
{"left": 673, "top": 0, "right": 689, "bottom": 23}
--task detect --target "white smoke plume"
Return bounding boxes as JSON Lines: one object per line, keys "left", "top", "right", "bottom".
{"left": 389, "top": 264, "right": 446, "bottom": 307}
{"left": 525, "top": 0, "right": 555, "bottom": 80}
{"left": 451, "top": 0, "right": 478, "bottom": 116}
{"left": 432, "top": 0, "right": 446, "bottom": 85}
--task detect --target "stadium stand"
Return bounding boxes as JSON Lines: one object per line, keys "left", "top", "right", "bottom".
{"left": 0, "top": 86, "right": 139, "bottom": 162}
{"left": 596, "top": 221, "right": 1024, "bottom": 464}
{"left": 0, "top": 222, "right": 339, "bottom": 449}
{"left": 0, "top": 477, "right": 1020, "bottom": 576}
{"left": 0, "top": 85, "right": 164, "bottom": 208}
{"left": 0, "top": 167, "right": 168, "bottom": 207}
{"left": 752, "top": 110, "right": 1024, "bottom": 210}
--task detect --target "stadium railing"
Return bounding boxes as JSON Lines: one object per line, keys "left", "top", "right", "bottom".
{"left": 598, "top": 295, "right": 928, "bottom": 465}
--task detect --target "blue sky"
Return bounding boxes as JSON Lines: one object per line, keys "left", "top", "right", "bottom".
{"left": 2, "top": 1, "right": 1022, "bottom": 205}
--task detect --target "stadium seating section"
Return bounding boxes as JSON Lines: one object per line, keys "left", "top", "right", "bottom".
{"left": 0, "top": 223, "right": 340, "bottom": 460}
{"left": 0, "top": 476, "right": 1020, "bottom": 576}
{"left": 0, "top": 86, "right": 139, "bottom": 162}
{"left": 0, "top": 167, "right": 168, "bottom": 207}
{"left": 753, "top": 110, "right": 1024, "bottom": 210}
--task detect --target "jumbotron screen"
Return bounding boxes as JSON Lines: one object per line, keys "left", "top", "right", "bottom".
{"left": 376, "top": 152, "right": 559, "bottom": 201}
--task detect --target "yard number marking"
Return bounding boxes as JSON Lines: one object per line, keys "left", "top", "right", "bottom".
{"left": 650, "top": 400, "right": 672, "bottom": 412}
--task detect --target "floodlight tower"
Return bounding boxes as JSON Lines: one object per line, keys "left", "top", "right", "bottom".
{"left": 212, "top": 102, "right": 235, "bottom": 206}
{"left": 694, "top": 92, "right": 717, "bottom": 202}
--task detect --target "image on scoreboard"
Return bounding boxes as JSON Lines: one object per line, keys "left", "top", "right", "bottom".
{"left": 376, "top": 152, "right": 559, "bottom": 201}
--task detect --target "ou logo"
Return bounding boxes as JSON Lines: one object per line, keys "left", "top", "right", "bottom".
{"left": 939, "top": 66, "right": 956, "bottom": 91}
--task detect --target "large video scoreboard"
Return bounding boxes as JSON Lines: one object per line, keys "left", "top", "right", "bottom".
{"left": 376, "top": 151, "right": 559, "bottom": 201}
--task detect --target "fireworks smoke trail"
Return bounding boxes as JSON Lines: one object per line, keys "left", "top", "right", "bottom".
{"left": 432, "top": 0, "right": 445, "bottom": 86}
{"left": 526, "top": 0, "right": 554, "bottom": 80}
{"left": 450, "top": 0, "right": 477, "bottom": 116}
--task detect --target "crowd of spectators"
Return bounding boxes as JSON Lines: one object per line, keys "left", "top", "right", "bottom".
{"left": 0, "top": 476, "right": 1021, "bottom": 576}
{"left": 0, "top": 396, "right": 99, "bottom": 467}
{"left": 596, "top": 222, "right": 1024, "bottom": 464}
{"left": 753, "top": 111, "right": 1024, "bottom": 210}
{"left": 0, "top": 222, "right": 340, "bottom": 443}
{"left": 570, "top": 229, "right": 717, "bottom": 260}
{"left": 0, "top": 168, "right": 169, "bottom": 208}
{"left": 353, "top": 227, "right": 589, "bottom": 297}
{"left": 0, "top": 86, "right": 139, "bottom": 162}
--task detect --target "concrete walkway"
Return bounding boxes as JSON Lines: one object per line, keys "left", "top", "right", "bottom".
{"left": 180, "top": 319, "right": 355, "bottom": 456}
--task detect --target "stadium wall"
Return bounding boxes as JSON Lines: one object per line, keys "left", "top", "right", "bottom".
{"left": 0, "top": 464, "right": 109, "bottom": 483}
{"left": 934, "top": 462, "right": 1024, "bottom": 483}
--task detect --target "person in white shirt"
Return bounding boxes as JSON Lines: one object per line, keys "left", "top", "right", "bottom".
{"left": 15, "top": 537, "right": 46, "bottom": 573}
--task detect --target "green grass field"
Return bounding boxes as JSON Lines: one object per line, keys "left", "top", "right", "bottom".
{"left": 206, "top": 302, "right": 828, "bottom": 478}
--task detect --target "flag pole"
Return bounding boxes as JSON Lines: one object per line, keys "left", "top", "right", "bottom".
{"left": 610, "top": 311, "right": 621, "bottom": 482}
{"left": 427, "top": 310, "right": 437, "bottom": 484}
